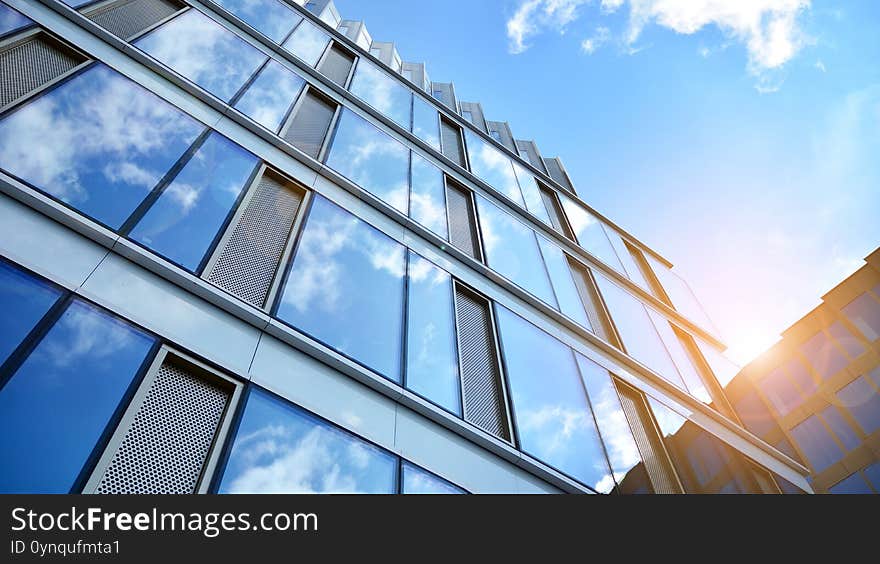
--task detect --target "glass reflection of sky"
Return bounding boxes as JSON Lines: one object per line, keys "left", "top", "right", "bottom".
{"left": 0, "top": 64, "right": 203, "bottom": 229}
{"left": 463, "top": 129, "right": 524, "bottom": 206}
{"left": 233, "top": 60, "right": 304, "bottom": 132}
{"left": 412, "top": 95, "right": 441, "bottom": 152}
{"left": 536, "top": 235, "right": 590, "bottom": 328}
{"left": 511, "top": 162, "right": 551, "bottom": 224}
{"left": 836, "top": 375, "right": 880, "bottom": 434}
{"left": 0, "top": 300, "right": 156, "bottom": 493}
{"left": 410, "top": 152, "right": 448, "bottom": 239}
{"left": 401, "top": 462, "right": 465, "bottom": 494}
{"left": 325, "top": 109, "right": 409, "bottom": 215}
{"left": 475, "top": 196, "right": 557, "bottom": 308}
{"left": 349, "top": 58, "right": 412, "bottom": 129}
{"left": 790, "top": 414, "right": 844, "bottom": 472}
{"left": 0, "top": 261, "right": 62, "bottom": 366}
{"left": 558, "top": 195, "right": 626, "bottom": 274}
{"left": 60, "top": 0, "right": 94, "bottom": 6}
{"left": 218, "top": 388, "right": 397, "bottom": 493}
{"left": 406, "top": 252, "right": 460, "bottom": 415}
{"left": 496, "top": 306, "right": 612, "bottom": 491}
{"left": 0, "top": 3, "right": 30, "bottom": 36}
{"left": 604, "top": 229, "right": 651, "bottom": 291}
{"left": 647, "top": 309, "right": 711, "bottom": 403}
{"left": 276, "top": 196, "right": 406, "bottom": 382}
{"left": 282, "top": 18, "right": 330, "bottom": 67}
{"left": 135, "top": 10, "right": 266, "bottom": 102}
{"left": 212, "top": 0, "right": 302, "bottom": 43}
{"left": 646, "top": 253, "right": 719, "bottom": 336}
{"left": 129, "top": 132, "right": 258, "bottom": 272}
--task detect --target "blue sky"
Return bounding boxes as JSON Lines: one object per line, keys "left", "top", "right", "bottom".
{"left": 332, "top": 0, "right": 880, "bottom": 365}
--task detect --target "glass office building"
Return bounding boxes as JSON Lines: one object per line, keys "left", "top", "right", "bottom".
{"left": 0, "top": 0, "right": 811, "bottom": 493}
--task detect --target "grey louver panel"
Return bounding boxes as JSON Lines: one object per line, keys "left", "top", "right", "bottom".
{"left": 440, "top": 117, "right": 466, "bottom": 167}
{"left": 545, "top": 158, "right": 575, "bottom": 193}
{"left": 0, "top": 33, "right": 83, "bottom": 108}
{"left": 283, "top": 89, "right": 336, "bottom": 159}
{"left": 515, "top": 140, "right": 547, "bottom": 174}
{"left": 93, "top": 361, "right": 230, "bottom": 494}
{"left": 206, "top": 171, "right": 304, "bottom": 308}
{"left": 445, "top": 181, "right": 481, "bottom": 260}
{"left": 85, "top": 0, "right": 182, "bottom": 40}
{"left": 318, "top": 44, "right": 354, "bottom": 87}
{"left": 455, "top": 287, "right": 511, "bottom": 442}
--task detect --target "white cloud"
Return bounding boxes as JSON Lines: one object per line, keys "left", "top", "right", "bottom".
{"left": 507, "top": 0, "right": 587, "bottom": 54}
{"left": 581, "top": 26, "right": 611, "bottom": 54}
{"left": 814, "top": 59, "right": 826, "bottom": 72}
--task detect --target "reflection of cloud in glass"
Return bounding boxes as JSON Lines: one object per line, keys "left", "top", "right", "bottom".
{"left": 37, "top": 301, "right": 141, "bottom": 369}
{"left": 213, "top": 0, "right": 302, "bottom": 43}
{"left": 282, "top": 19, "right": 330, "bottom": 67}
{"left": 349, "top": 59, "right": 412, "bottom": 128}
{"left": 233, "top": 60, "right": 304, "bottom": 132}
{"left": 412, "top": 96, "right": 441, "bottom": 151}
{"left": 410, "top": 152, "right": 448, "bottom": 238}
{"left": 135, "top": 10, "right": 266, "bottom": 102}
{"left": 464, "top": 130, "right": 524, "bottom": 205}
{"left": 402, "top": 462, "right": 464, "bottom": 494}
{"left": 511, "top": 162, "right": 551, "bottom": 224}
{"left": 0, "top": 4, "right": 31, "bottom": 36}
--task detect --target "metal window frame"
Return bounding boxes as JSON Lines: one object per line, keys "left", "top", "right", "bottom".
{"left": 81, "top": 0, "right": 187, "bottom": 41}
{"left": 443, "top": 175, "right": 484, "bottom": 263}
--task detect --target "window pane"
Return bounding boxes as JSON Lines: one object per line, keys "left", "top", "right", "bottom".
{"left": 820, "top": 405, "right": 860, "bottom": 451}
{"left": 276, "top": 196, "right": 405, "bottom": 382}
{"left": 135, "top": 10, "right": 266, "bottom": 102}
{"left": 733, "top": 390, "right": 777, "bottom": 438}
{"left": 827, "top": 321, "right": 865, "bottom": 358}
{"left": 348, "top": 59, "right": 412, "bottom": 129}
{"left": 756, "top": 367, "right": 802, "bottom": 416}
{"left": 412, "top": 95, "right": 440, "bottom": 151}
{"left": 842, "top": 292, "right": 880, "bottom": 341}
{"left": 864, "top": 460, "right": 880, "bottom": 491}
{"left": 282, "top": 18, "right": 330, "bottom": 66}
{"left": 129, "top": 132, "right": 258, "bottom": 271}
{"left": 536, "top": 236, "right": 590, "bottom": 328}
{"left": 233, "top": 60, "right": 304, "bottom": 132}
{"left": 409, "top": 152, "right": 447, "bottom": 239}
{"left": 828, "top": 472, "right": 873, "bottom": 494}
{"left": 0, "top": 261, "right": 63, "bottom": 366}
{"left": 785, "top": 357, "right": 817, "bottom": 395}
{"left": 463, "top": 129, "right": 524, "bottom": 206}
{"left": 496, "top": 307, "right": 612, "bottom": 491}
{"left": 594, "top": 274, "right": 686, "bottom": 390}
{"left": 605, "top": 232, "right": 650, "bottom": 291}
{"left": 0, "top": 3, "right": 31, "bottom": 36}
{"left": 558, "top": 195, "right": 625, "bottom": 273}
{"left": 218, "top": 389, "right": 398, "bottom": 493}
{"left": 790, "top": 415, "right": 844, "bottom": 472}
{"left": 799, "top": 329, "right": 849, "bottom": 381}
{"left": 645, "top": 254, "right": 719, "bottom": 336}
{"left": 401, "top": 462, "right": 465, "bottom": 494}
{"left": 575, "top": 353, "right": 643, "bottom": 491}
{"left": 0, "top": 300, "right": 156, "bottom": 493}
{"left": 694, "top": 338, "right": 740, "bottom": 387}
{"left": 326, "top": 110, "right": 409, "bottom": 214}
{"left": 405, "top": 252, "right": 460, "bottom": 415}
{"left": 475, "top": 196, "right": 556, "bottom": 307}
{"left": 511, "top": 163, "right": 551, "bottom": 224}
{"left": 213, "top": 0, "right": 302, "bottom": 43}
{"left": 836, "top": 375, "right": 880, "bottom": 434}
{"left": 647, "top": 310, "right": 711, "bottom": 402}
{"left": 0, "top": 64, "right": 203, "bottom": 229}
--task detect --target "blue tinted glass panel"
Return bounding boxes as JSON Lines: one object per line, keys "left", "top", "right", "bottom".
{"left": 0, "top": 64, "right": 203, "bottom": 229}
{"left": 60, "top": 0, "right": 92, "bottom": 5}
{"left": 511, "top": 162, "right": 551, "bottom": 224}
{"left": 129, "top": 133, "right": 258, "bottom": 271}
{"left": 536, "top": 236, "right": 589, "bottom": 328}
{"left": 799, "top": 329, "right": 849, "bottom": 381}
{"left": 405, "top": 252, "right": 460, "bottom": 415}
{"left": 842, "top": 292, "right": 880, "bottom": 341}
{"left": 785, "top": 357, "right": 817, "bottom": 395}
{"left": 463, "top": 130, "right": 524, "bottom": 205}
{"left": 218, "top": 389, "right": 398, "bottom": 493}
{"left": 756, "top": 367, "right": 802, "bottom": 416}
{"left": 0, "top": 3, "right": 30, "bottom": 36}
{"left": 325, "top": 110, "right": 409, "bottom": 214}
{"left": 135, "top": 10, "right": 266, "bottom": 102}
{"left": 282, "top": 19, "right": 330, "bottom": 67}
{"left": 645, "top": 254, "right": 720, "bottom": 336}
{"left": 836, "top": 376, "right": 880, "bottom": 434}
{"left": 790, "top": 415, "right": 844, "bottom": 472}
{"left": 558, "top": 195, "right": 626, "bottom": 273}
{"left": 276, "top": 196, "right": 406, "bottom": 382}
{"left": 828, "top": 472, "right": 872, "bottom": 494}
{"left": 820, "top": 405, "right": 860, "bottom": 451}
{"left": 475, "top": 196, "right": 557, "bottom": 307}
{"left": 233, "top": 60, "right": 304, "bottom": 132}
{"left": 827, "top": 321, "right": 866, "bottom": 358}
{"left": 496, "top": 307, "right": 611, "bottom": 491}
{"left": 0, "top": 261, "right": 62, "bottom": 366}
{"left": 410, "top": 152, "right": 447, "bottom": 238}
{"left": 863, "top": 460, "right": 880, "bottom": 491}
{"left": 401, "top": 462, "right": 465, "bottom": 494}
{"left": 0, "top": 300, "right": 155, "bottom": 493}
{"left": 647, "top": 310, "right": 711, "bottom": 402}
{"left": 412, "top": 95, "right": 440, "bottom": 152}
{"left": 349, "top": 59, "right": 412, "bottom": 129}
{"left": 212, "top": 0, "right": 301, "bottom": 42}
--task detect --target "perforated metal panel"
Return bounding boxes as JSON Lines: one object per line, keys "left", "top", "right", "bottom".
{"left": 207, "top": 172, "right": 304, "bottom": 307}
{"left": 284, "top": 89, "right": 336, "bottom": 158}
{"left": 86, "top": 0, "right": 181, "bottom": 40}
{"left": 93, "top": 361, "right": 230, "bottom": 494}
{"left": 0, "top": 33, "right": 83, "bottom": 108}
{"left": 318, "top": 44, "right": 354, "bottom": 87}
{"left": 455, "top": 288, "right": 511, "bottom": 441}
{"left": 440, "top": 117, "right": 466, "bottom": 167}
{"left": 446, "top": 181, "right": 480, "bottom": 260}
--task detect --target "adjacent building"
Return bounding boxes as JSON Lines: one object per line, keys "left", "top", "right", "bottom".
{"left": 0, "top": 0, "right": 811, "bottom": 493}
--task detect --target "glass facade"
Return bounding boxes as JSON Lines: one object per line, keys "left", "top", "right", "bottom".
{"left": 0, "top": 260, "right": 62, "bottom": 366}
{"left": 233, "top": 60, "right": 305, "bottom": 132}
{"left": 282, "top": 18, "right": 330, "bottom": 67}
{"left": 349, "top": 58, "right": 412, "bottom": 129}
{"left": 213, "top": 0, "right": 302, "bottom": 43}
{"left": 0, "top": 3, "right": 30, "bottom": 36}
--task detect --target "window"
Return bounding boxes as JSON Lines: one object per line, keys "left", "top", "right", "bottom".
{"left": 461, "top": 109, "right": 473, "bottom": 123}
{"left": 829, "top": 472, "right": 873, "bottom": 494}
{"left": 282, "top": 18, "right": 330, "bottom": 67}
{"left": 401, "top": 462, "right": 465, "bottom": 494}
{"left": 799, "top": 329, "right": 850, "bottom": 381}
{"left": 836, "top": 374, "right": 880, "bottom": 434}
{"left": 511, "top": 162, "right": 552, "bottom": 224}
{"left": 410, "top": 152, "right": 448, "bottom": 238}
{"left": 213, "top": 0, "right": 302, "bottom": 43}
{"left": 135, "top": 10, "right": 266, "bottom": 102}
{"left": 474, "top": 196, "right": 557, "bottom": 307}
{"left": 283, "top": 88, "right": 337, "bottom": 159}
{"left": 756, "top": 367, "right": 802, "bottom": 416}
{"left": 733, "top": 389, "right": 777, "bottom": 438}
{"left": 440, "top": 117, "right": 466, "bottom": 167}
{"left": 644, "top": 254, "right": 718, "bottom": 335}
{"left": 317, "top": 44, "right": 355, "bottom": 86}
{"left": 694, "top": 338, "right": 740, "bottom": 387}
{"left": 129, "top": 132, "right": 259, "bottom": 272}
{"left": 0, "top": 300, "right": 156, "bottom": 493}
{"left": 820, "top": 405, "right": 860, "bottom": 450}
{"left": 406, "top": 253, "right": 460, "bottom": 415}
{"left": 558, "top": 196, "right": 626, "bottom": 274}
{"left": 536, "top": 236, "right": 590, "bottom": 328}
{"left": 337, "top": 25, "right": 349, "bottom": 35}
{"left": 495, "top": 307, "right": 612, "bottom": 491}
{"left": 218, "top": 388, "right": 398, "bottom": 493}
{"left": 606, "top": 232, "right": 651, "bottom": 291}
{"left": 490, "top": 130, "right": 502, "bottom": 142}
{"left": 827, "top": 321, "right": 865, "bottom": 358}
{"left": 0, "top": 64, "right": 203, "bottom": 229}
{"left": 275, "top": 196, "right": 406, "bottom": 382}
{"left": 445, "top": 180, "right": 481, "bottom": 260}
{"left": 0, "top": 261, "right": 63, "bottom": 366}
{"left": 233, "top": 60, "right": 305, "bottom": 132}
{"left": 647, "top": 312, "right": 711, "bottom": 402}
{"left": 785, "top": 357, "right": 817, "bottom": 395}
{"left": 463, "top": 129, "right": 524, "bottom": 206}
{"left": 412, "top": 95, "right": 441, "bottom": 151}
{"left": 864, "top": 460, "right": 880, "bottom": 491}
{"left": 432, "top": 89, "right": 443, "bottom": 100}
{"left": 539, "top": 185, "right": 573, "bottom": 239}
{"left": 325, "top": 109, "right": 409, "bottom": 214}
{"left": 0, "top": 3, "right": 31, "bottom": 37}
{"left": 348, "top": 59, "right": 412, "bottom": 129}
{"left": 789, "top": 415, "right": 844, "bottom": 472}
